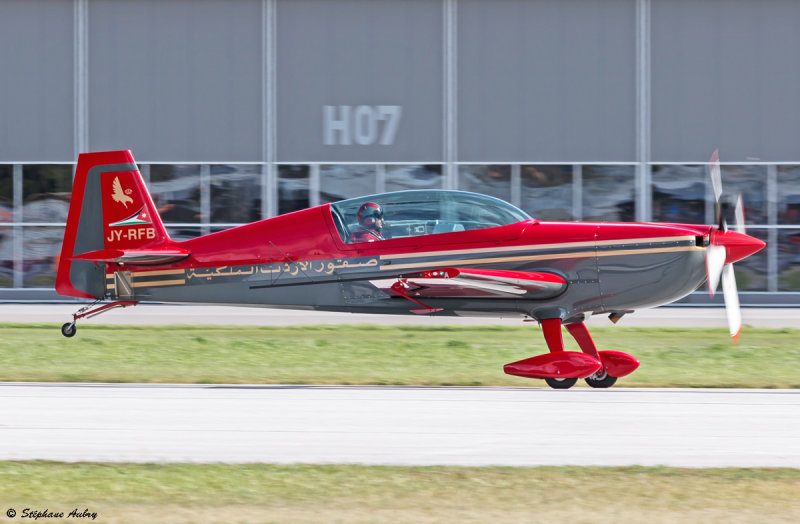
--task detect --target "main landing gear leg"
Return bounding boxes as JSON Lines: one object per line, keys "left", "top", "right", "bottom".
{"left": 61, "top": 300, "right": 138, "bottom": 338}
{"left": 503, "top": 318, "right": 603, "bottom": 390}
{"left": 565, "top": 322, "right": 640, "bottom": 388}
{"left": 540, "top": 319, "right": 577, "bottom": 389}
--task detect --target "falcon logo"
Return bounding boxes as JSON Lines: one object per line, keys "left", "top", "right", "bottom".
{"left": 111, "top": 176, "right": 134, "bottom": 208}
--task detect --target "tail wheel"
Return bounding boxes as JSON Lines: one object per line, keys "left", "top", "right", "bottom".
{"left": 61, "top": 322, "right": 76, "bottom": 338}
{"left": 544, "top": 377, "right": 578, "bottom": 389}
{"left": 585, "top": 370, "right": 617, "bottom": 388}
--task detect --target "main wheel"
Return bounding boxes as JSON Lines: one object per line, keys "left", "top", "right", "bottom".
{"left": 61, "top": 322, "right": 76, "bottom": 338}
{"left": 545, "top": 377, "right": 578, "bottom": 389}
{"left": 585, "top": 370, "right": 617, "bottom": 388}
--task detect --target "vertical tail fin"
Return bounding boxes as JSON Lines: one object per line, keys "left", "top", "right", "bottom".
{"left": 56, "top": 150, "right": 180, "bottom": 299}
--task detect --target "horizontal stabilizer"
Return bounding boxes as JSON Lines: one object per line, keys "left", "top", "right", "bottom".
{"left": 72, "top": 248, "right": 190, "bottom": 265}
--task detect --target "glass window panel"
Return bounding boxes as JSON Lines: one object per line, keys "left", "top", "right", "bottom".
{"left": 582, "top": 166, "right": 636, "bottom": 222}
{"left": 651, "top": 165, "right": 706, "bottom": 224}
{"left": 778, "top": 229, "right": 800, "bottom": 290}
{"left": 719, "top": 166, "right": 767, "bottom": 225}
{"left": 777, "top": 166, "right": 800, "bottom": 226}
{"left": 22, "top": 165, "right": 72, "bottom": 223}
{"left": 0, "top": 254, "right": 11, "bottom": 287}
{"left": 149, "top": 165, "right": 202, "bottom": 223}
{"left": 278, "top": 165, "right": 309, "bottom": 215}
{"left": 23, "top": 226, "right": 64, "bottom": 288}
{"left": 0, "top": 166, "right": 11, "bottom": 221}
{"left": 0, "top": 241, "right": 10, "bottom": 286}
{"left": 457, "top": 165, "right": 511, "bottom": 202}
{"left": 210, "top": 165, "right": 262, "bottom": 223}
{"left": 0, "top": 166, "right": 12, "bottom": 287}
{"left": 386, "top": 165, "right": 443, "bottom": 192}
{"left": 653, "top": 164, "right": 766, "bottom": 226}
{"left": 166, "top": 226, "right": 204, "bottom": 242}
{"left": 320, "top": 165, "right": 377, "bottom": 204}
{"left": 731, "top": 228, "right": 768, "bottom": 291}
{"left": 520, "top": 166, "right": 573, "bottom": 221}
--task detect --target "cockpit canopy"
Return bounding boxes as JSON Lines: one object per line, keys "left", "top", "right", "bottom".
{"left": 330, "top": 190, "right": 531, "bottom": 244}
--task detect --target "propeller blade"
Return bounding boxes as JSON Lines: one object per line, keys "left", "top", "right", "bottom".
{"left": 709, "top": 149, "right": 722, "bottom": 202}
{"left": 707, "top": 153, "right": 748, "bottom": 344}
{"left": 721, "top": 263, "right": 742, "bottom": 344}
{"left": 734, "top": 193, "right": 746, "bottom": 235}
{"left": 706, "top": 244, "right": 726, "bottom": 296}
{"left": 708, "top": 150, "right": 726, "bottom": 231}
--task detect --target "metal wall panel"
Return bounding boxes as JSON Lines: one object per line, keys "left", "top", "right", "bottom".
{"left": 0, "top": 1, "right": 74, "bottom": 161}
{"left": 88, "top": 0, "right": 262, "bottom": 162}
{"left": 652, "top": 0, "right": 800, "bottom": 162}
{"left": 458, "top": 0, "right": 637, "bottom": 162}
{"left": 276, "top": 0, "right": 443, "bottom": 162}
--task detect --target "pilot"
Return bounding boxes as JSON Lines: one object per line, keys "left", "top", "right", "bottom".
{"left": 349, "top": 202, "right": 385, "bottom": 242}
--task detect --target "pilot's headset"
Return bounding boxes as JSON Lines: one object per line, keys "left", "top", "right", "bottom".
{"left": 357, "top": 202, "right": 383, "bottom": 229}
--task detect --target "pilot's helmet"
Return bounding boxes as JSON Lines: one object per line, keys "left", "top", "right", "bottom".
{"left": 357, "top": 202, "right": 383, "bottom": 229}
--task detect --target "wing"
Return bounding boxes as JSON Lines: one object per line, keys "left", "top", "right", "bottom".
{"left": 371, "top": 268, "right": 568, "bottom": 300}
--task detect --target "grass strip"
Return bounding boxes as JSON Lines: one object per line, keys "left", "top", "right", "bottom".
{"left": 1, "top": 462, "right": 798, "bottom": 523}
{"left": 1, "top": 324, "right": 799, "bottom": 388}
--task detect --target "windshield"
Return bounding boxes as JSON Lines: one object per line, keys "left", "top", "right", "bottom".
{"left": 330, "top": 190, "right": 530, "bottom": 244}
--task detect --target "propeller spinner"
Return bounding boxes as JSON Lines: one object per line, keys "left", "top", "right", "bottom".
{"left": 705, "top": 151, "right": 766, "bottom": 343}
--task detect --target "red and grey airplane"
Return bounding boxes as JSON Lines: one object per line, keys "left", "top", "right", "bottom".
{"left": 55, "top": 150, "right": 765, "bottom": 389}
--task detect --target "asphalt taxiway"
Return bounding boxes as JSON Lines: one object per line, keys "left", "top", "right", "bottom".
{"left": 2, "top": 303, "right": 800, "bottom": 328}
{"left": 1, "top": 384, "right": 797, "bottom": 467}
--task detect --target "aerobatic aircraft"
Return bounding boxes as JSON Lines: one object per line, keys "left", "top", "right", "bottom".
{"left": 55, "top": 150, "right": 765, "bottom": 389}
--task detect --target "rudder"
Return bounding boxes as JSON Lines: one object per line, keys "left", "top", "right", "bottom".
{"left": 56, "top": 150, "right": 172, "bottom": 299}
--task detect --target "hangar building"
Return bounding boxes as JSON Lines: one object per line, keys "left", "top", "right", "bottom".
{"left": 1, "top": 0, "right": 798, "bottom": 303}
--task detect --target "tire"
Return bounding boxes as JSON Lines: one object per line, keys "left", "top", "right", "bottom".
{"left": 585, "top": 371, "right": 617, "bottom": 388}
{"left": 544, "top": 377, "right": 578, "bottom": 389}
{"left": 61, "top": 322, "right": 76, "bottom": 338}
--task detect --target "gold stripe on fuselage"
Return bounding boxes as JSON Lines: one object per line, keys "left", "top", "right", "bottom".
{"left": 106, "top": 268, "right": 185, "bottom": 280}
{"left": 129, "top": 269, "right": 185, "bottom": 277}
{"left": 380, "top": 245, "right": 704, "bottom": 272}
{"left": 379, "top": 235, "right": 698, "bottom": 261}
{"left": 106, "top": 279, "right": 186, "bottom": 289}
{"left": 106, "top": 268, "right": 184, "bottom": 277}
{"left": 131, "top": 279, "right": 186, "bottom": 287}
{"left": 106, "top": 268, "right": 186, "bottom": 291}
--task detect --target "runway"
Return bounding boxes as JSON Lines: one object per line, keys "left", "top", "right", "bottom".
{"left": 1, "top": 383, "right": 797, "bottom": 467}
{"left": 3, "top": 303, "right": 800, "bottom": 328}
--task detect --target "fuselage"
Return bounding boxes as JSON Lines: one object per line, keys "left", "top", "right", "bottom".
{"left": 108, "top": 199, "right": 717, "bottom": 322}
